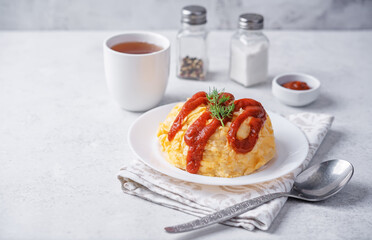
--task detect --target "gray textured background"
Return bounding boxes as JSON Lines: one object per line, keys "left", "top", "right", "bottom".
{"left": 1, "top": 0, "right": 372, "bottom": 30}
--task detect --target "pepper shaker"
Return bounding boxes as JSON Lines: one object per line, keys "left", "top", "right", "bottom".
{"left": 176, "top": 5, "right": 208, "bottom": 80}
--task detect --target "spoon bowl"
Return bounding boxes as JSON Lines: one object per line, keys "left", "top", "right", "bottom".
{"left": 165, "top": 159, "right": 354, "bottom": 233}
{"left": 290, "top": 159, "right": 354, "bottom": 201}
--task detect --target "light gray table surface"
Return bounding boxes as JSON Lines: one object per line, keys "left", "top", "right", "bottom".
{"left": 0, "top": 30, "right": 371, "bottom": 240}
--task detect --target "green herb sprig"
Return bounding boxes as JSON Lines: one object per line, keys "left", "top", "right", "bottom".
{"left": 206, "top": 87, "right": 235, "bottom": 127}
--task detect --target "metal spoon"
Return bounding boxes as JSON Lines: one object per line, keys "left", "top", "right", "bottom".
{"left": 165, "top": 159, "right": 354, "bottom": 233}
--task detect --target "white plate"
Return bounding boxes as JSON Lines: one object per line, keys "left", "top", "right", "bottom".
{"left": 128, "top": 103, "right": 309, "bottom": 186}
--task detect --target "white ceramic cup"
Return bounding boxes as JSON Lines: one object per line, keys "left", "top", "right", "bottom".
{"left": 103, "top": 32, "right": 170, "bottom": 111}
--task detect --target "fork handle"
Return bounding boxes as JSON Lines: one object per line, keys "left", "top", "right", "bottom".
{"left": 165, "top": 192, "right": 287, "bottom": 233}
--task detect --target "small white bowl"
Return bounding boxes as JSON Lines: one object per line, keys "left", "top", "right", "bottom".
{"left": 272, "top": 73, "right": 320, "bottom": 107}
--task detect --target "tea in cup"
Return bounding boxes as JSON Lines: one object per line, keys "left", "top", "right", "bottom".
{"left": 103, "top": 32, "right": 170, "bottom": 111}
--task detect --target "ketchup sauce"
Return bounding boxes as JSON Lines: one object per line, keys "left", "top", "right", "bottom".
{"left": 282, "top": 81, "right": 311, "bottom": 90}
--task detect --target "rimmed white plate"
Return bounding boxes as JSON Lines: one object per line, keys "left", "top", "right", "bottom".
{"left": 128, "top": 103, "right": 309, "bottom": 186}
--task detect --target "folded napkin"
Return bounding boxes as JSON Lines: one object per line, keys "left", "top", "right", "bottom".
{"left": 118, "top": 112, "right": 334, "bottom": 231}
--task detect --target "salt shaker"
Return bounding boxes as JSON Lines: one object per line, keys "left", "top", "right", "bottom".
{"left": 229, "top": 14, "right": 269, "bottom": 87}
{"left": 177, "top": 5, "right": 208, "bottom": 80}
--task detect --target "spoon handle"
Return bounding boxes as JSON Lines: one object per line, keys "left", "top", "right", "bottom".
{"left": 165, "top": 192, "right": 286, "bottom": 233}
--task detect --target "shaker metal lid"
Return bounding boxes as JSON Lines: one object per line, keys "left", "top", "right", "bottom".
{"left": 181, "top": 5, "right": 207, "bottom": 25}
{"left": 239, "top": 13, "right": 264, "bottom": 30}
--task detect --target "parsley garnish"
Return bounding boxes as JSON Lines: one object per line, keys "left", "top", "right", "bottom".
{"left": 206, "top": 87, "right": 235, "bottom": 127}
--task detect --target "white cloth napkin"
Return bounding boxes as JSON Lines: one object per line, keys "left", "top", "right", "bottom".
{"left": 118, "top": 112, "right": 334, "bottom": 231}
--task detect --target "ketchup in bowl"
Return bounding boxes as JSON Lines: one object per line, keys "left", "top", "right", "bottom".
{"left": 282, "top": 81, "right": 311, "bottom": 90}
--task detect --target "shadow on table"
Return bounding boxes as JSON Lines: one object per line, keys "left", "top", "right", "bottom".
{"left": 206, "top": 71, "right": 275, "bottom": 88}
{"left": 159, "top": 92, "right": 185, "bottom": 106}
{"left": 205, "top": 70, "right": 229, "bottom": 82}
{"left": 302, "top": 93, "right": 335, "bottom": 110}
{"left": 267, "top": 180, "right": 367, "bottom": 234}
{"left": 316, "top": 181, "right": 368, "bottom": 208}
{"left": 267, "top": 128, "right": 364, "bottom": 233}
{"left": 172, "top": 224, "right": 231, "bottom": 240}
{"left": 310, "top": 129, "right": 344, "bottom": 166}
